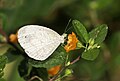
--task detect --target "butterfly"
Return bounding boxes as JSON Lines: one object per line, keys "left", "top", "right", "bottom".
{"left": 18, "top": 25, "right": 66, "bottom": 60}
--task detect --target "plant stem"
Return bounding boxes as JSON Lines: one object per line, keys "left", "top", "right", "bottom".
{"left": 49, "top": 67, "right": 65, "bottom": 81}
{"left": 28, "top": 76, "right": 43, "bottom": 81}
{"left": 70, "top": 56, "right": 80, "bottom": 65}
{"left": 49, "top": 56, "right": 80, "bottom": 81}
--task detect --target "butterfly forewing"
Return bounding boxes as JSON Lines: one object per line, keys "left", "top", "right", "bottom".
{"left": 18, "top": 25, "right": 64, "bottom": 60}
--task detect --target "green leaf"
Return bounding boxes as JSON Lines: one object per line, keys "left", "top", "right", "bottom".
{"left": 0, "top": 44, "right": 11, "bottom": 55}
{"left": 0, "top": 78, "right": 6, "bottom": 81}
{"left": 18, "top": 59, "right": 30, "bottom": 77}
{"left": 89, "top": 24, "right": 108, "bottom": 44}
{"left": 28, "top": 46, "right": 67, "bottom": 69}
{"left": 0, "top": 71, "right": 4, "bottom": 78}
{"left": 0, "top": 55, "right": 8, "bottom": 78}
{"left": 0, "top": 55, "right": 8, "bottom": 70}
{"left": 33, "top": 68, "right": 48, "bottom": 81}
{"left": 82, "top": 48, "right": 100, "bottom": 60}
{"left": 72, "top": 20, "right": 89, "bottom": 43}
{"left": 0, "top": 35, "right": 7, "bottom": 43}
{"left": 3, "top": 55, "right": 25, "bottom": 81}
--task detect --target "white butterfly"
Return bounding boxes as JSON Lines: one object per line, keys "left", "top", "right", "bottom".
{"left": 18, "top": 25, "right": 66, "bottom": 60}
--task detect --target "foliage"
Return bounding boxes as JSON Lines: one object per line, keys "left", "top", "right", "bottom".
{"left": 72, "top": 20, "right": 89, "bottom": 43}
{"left": 29, "top": 46, "right": 67, "bottom": 69}
{"left": 0, "top": 55, "right": 7, "bottom": 78}
{"left": 0, "top": 0, "right": 119, "bottom": 81}
{"left": 72, "top": 20, "right": 108, "bottom": 60}
{"left": 0, "top": 18, "right": 108, "bottom": 81}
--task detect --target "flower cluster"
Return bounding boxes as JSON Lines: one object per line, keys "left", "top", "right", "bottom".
{"left": 9, "top": 31, "right": 79, "bottom": 76}
{"left": 48, "top": 65, "right": 61, "bottom": 76}
{"left": 64, "top": 32, "right": 78, "bottom": 52}
{"left": 9, "top": 32, "right": 18, "bottom": 43}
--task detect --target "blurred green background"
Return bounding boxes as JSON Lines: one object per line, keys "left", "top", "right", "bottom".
{"left": 0, "top": 0, "right": 120, "bottom": 81}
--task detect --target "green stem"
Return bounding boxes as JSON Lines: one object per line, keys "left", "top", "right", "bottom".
{"left": 28, "top": 76, "right": 43, "bottom": 81}
{"left": 49, "top": 56, "right": 80, "bottom": 81}
{"left": 49, "top": 66, "right": 66, "bottom": 81}
{"left": 55, "top": 74, "right": 69, "bottom": 81}
{"left": 25, "top": 64, "right": 32, "bottom": 77}
{"left": 65, "top": 54, "right": 69, "bottom": 66}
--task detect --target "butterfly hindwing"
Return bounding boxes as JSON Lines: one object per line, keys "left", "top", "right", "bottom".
{"left": 18, "top": 25, "right": 64, "bottom": 60}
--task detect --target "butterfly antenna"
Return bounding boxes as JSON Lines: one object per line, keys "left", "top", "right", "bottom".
{"left": 65, "top": 26, "right": 73, "bottom": 33}
{"left": 64, "top": 19, "right": 72, "bottom": 33}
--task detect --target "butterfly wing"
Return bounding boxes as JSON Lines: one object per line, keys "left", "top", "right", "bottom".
{"left": 18, "top": 25, "right": 64, "bottom": 60}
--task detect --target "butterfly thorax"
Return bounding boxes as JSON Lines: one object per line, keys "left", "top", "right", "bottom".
{"left": 61, "top": 33, "right": 67, "bottom": 43}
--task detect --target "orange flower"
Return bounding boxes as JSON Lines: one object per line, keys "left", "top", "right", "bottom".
{"left": 64, "top": 32, "right": 78, "bottom": 52}
{"left": 9, "top": 32, "right": 18, "bottom": 43}
{"left": 48, "top": 65, "right": 61, "bottom": 76}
